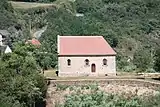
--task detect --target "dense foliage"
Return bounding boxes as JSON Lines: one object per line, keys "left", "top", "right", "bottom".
{"left": 0, "top": 44, "right": 47, "bottom": 107}
{"left": 154, "top": 48, "right": 160, "bottom": 72}
{"left": 62, "top": 92, "right": 141, "bottom": 107}
{"left": 59, "top": 91, "right": 160, "bottom": 107}
{"left": 0, "top": 0, "right": 17, "bottom": 29}
{"left": 1, "top": 0, "right": 160, "bottom": 106}
{"left": 37, "top": 0, "right": 160, "bottom": 72}
{"left": 0, "top": 1, "right": 47, "bottom": 106}
{"left": 133, "top": 49, "right": 152, "bottom": 71}
{"left": 0, "top": 42, "right": 47, "bottom": 107}
{"left": 3, "top": 0, "right": 160, "bottom": 72}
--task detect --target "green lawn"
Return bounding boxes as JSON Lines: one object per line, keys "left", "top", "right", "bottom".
{"left": 43, "top": 69, "right": 160, "bottom": 81}
{"left": 43, "top": 70, "right": 143, "bottom": 80}
{"left": 44, "top": 69, "right": 57, "bottom": 78}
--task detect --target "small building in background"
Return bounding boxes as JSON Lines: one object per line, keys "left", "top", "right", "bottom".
{"left": 26, "top": 38, "right": 41, "bottom": 47}
{"left": 75, "top": 13, "right": 84, "bottom": 17}
{"left": 0, "top": 30, "right": 10, "bottom": 46}
{"left": 0, "top": 30, "right": 12, "bottom": 55}
{"left": 0, "top": 45, "right": 12, "bottom": 55}
{"left": 57, "top": 35, "right": 117, "bottom": 77}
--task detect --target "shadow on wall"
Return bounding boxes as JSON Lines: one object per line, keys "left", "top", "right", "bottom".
{"left": 56, "top": 70, "right": 59, "bottom": 76}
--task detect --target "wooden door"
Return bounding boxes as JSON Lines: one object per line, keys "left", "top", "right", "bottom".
{"left": 91, "top": 63, "right": 96, "bottom": 72}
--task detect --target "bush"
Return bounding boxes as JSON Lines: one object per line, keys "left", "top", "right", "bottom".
{"left": 56, "top": 84, "right": 69, "bottom": 91}
{"left": 61, "top": 91, "right": 142, "bottom": 107}
{"left": 0, "top": 43, "right": 47, "bottom": 107}
{"left": 133, "top": 49, "right": 152, "bottom": 72}
{"left": 123, "top": 65, "right": 137, "bottom": 72}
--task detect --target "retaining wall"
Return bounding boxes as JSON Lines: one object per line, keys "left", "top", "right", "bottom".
{"left": 49, "top": 79, "right": 160, "bottom": 91}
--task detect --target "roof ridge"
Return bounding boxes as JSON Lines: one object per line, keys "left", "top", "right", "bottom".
{"left": 59, "top": 36, "right": 103, "bottom": 38}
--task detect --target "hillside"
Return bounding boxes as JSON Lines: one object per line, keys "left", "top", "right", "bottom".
{"left": 39, "top": 0, "right": 160, "bottom": 72}
{"left": 1, "top": 0, "right": 160, "bottom": 72}
{"left": 0, "top": 0, "right": 17, "bottom": 29}
{"left": 1, "top": 0, "right": 160, "bottom": 106}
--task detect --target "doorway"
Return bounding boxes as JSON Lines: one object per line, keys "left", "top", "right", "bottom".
{"left": 91, "top": 63, "right": 96, "bottom": 72}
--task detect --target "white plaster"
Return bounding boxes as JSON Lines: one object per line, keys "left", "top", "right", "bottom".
{"left": 57, "top": 35, "right": 60, "bottom": 54}
{"left": 58, "top": 56, "right": 116, "bottom": 77}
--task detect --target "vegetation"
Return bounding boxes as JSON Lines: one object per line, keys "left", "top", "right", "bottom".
{"left": 54, "top": 84, "right": 160, "bottom": 107}
{"left": 1, "top": 0, "right": 160, "bottom": 106}
{"left": 0, "top": 42, "right": 47, "bottom": 107}
{"left": 4, "top": 0, "right": 160, "bottom": 72}
{"left": 154, "top": 48, "right": 160, "bottom": 72}
{"left": 10, "top": 1, "right": 55, "bottom": 9}
{"left": 133, "top": 49, "right": 152, "bottom": 71}
{"left": 62, "top": 92, "right": 141, "bottom": 107}
{"left": 0, "top": 0, "right": 17, "bottom": 29}
{"left": 38, "top": 0, "right": 160, "bottom": 72}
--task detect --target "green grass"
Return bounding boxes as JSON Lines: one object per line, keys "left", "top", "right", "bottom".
{"left": 43, "top": 69, "right": 160, "bottom": 81}
{"left": 44, "top": 69, "right": 57, "bottom": 78}
{"left": 10, "top": 1, "right": 55, "bottom": 9}
{"left": 43, "top": 70, "right": 140, "bottom": 80}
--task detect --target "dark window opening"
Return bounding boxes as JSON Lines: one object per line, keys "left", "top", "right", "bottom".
{"left": 56, "top": 71, "right": 59, "bottom": 76}
{"left": 85, "top": 59, "right": 89, "bottom": 66}
{"left": 103, "top": 59, "right": 107, "bottom": 65}
{"left": 67, "top": 59, "right": 71, "bottom": 66}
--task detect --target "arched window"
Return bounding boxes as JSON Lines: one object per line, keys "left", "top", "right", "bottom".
{"left": 103, "top": 59, "right": 107, "bottom": 65}
{"left": 85, "top": 59, "right": 89, "bottom": 66}
{"left": 67, "top": 59, "right": 71, "bottom": 66}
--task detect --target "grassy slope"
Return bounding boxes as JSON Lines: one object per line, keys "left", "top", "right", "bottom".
{"left": 10, "top": 1, "right": 55, "bottom": 9}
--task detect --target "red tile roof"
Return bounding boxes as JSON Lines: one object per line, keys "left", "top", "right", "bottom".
{"left": 28, "top": 38, "right": 41, "bottom": 46}
{"left": 58, "top": 36, "right": 116, "bottom": 56}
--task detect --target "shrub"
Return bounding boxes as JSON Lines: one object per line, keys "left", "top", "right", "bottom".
{"left": 89, "top": 83, "right": 99, "bottom": 91}
{"left": 133, "top": 49, "right": 152, "bottom": 72}
{"left": 56, "top": 84, "right": 69, "bottom": 91}
{"left": 61, "top": 91, "right": 142, "bottom": 107}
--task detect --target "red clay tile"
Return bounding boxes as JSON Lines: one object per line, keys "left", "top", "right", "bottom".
{"left": 59, "top": 36, "right": 116, "bottom": 55}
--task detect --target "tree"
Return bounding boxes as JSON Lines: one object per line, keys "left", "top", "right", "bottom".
{"left": 133, "top": 49, "right": 152, "bottom": 72}
{"left": 0, "top": 0, "right": 17, "bottom": 29}
{"left": 154, "top": 48, "right": 160, "bottom": 72}
{"left": 0, "top": 42, "right": 47, "bottom": 107}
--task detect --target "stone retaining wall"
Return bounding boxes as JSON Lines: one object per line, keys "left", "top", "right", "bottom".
{"left": 49, "top": 79, "right": 160, "bottom": 91}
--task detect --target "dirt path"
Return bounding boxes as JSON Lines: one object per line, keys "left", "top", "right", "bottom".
{"left": 33, "top": 26, "right": 47, "bottom": 39}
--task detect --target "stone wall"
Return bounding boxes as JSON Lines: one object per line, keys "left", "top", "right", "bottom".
{"left": 58, "top": 56, "right": 116, "bottom": 77}
{"left": 49, "top": 79, "right": 160, "bottom": 91}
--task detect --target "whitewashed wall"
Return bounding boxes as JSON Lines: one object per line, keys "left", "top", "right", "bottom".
{"left": 58, "top": 56, "right": 116, "bottom": 77}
